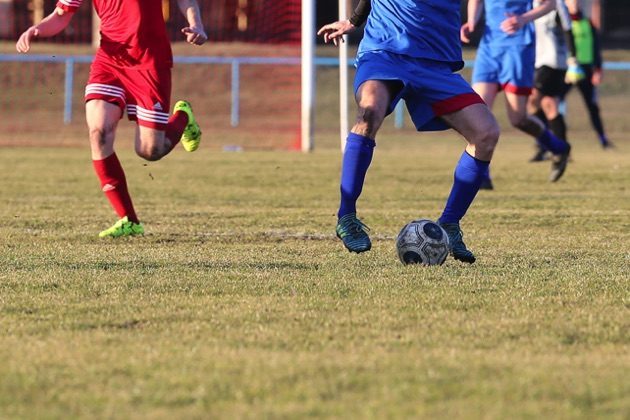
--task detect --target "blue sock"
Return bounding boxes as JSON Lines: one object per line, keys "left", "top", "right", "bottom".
{"left": 338, "top": 133, "right": 375, "bottom": 218}
{"left": 439, "top": 151, "right": 490, "bottom": 224}
{"left": 536, "top": 129, "right": 569, "bottom": 154}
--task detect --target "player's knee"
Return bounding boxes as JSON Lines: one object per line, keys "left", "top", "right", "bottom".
{"left": 89, "top": 125, "right": 113, "bottom": 149}
{"left": 509, "top": 113, "right": 529, "bottom": 130}
{"left": 471, "top": 121, "right": 500, "bottom": 154}
{"left": 355, "top": 105, "right": 385, "bottom": 137}
{"left": 135, "top": 144, "right": 162, "bottom": 161}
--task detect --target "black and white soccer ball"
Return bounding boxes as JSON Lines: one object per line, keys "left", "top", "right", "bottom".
{"left": 396, "top": 219, "right": 449, "bottom": 265}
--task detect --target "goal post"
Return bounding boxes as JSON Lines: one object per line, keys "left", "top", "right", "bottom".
{"left": 301, "top": 0, "right": 315, "bottom": 152}
{"left": 339, "top": 0, "right": 349, "bottom": 152}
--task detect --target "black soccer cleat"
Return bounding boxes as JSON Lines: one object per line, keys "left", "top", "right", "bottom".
{"left": 439, "top": 222, "right": 476, "bottom": 264}
{"left": 549, "top": 143, "right": 571, "bottom": 182}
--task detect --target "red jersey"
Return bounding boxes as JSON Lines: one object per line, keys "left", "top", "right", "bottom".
{"left": 56, "top": 0, "right": 173, "bottom": 69}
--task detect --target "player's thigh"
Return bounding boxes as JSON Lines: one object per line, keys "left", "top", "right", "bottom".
{"left": 135, "top": 125, "right": 166, "bottom": 150}
{"left": 472, "top": 82, "right": 499, "bottom": 108}
{"left": 540, "top": 96, "right": 559, "bottom": 119}
{"left": 355, "top": 79, "right": 401, "bottom": 121}
{"left": 86, "top": 99, "right": 123, "bottom": 140}
{"left": 353, "top": 52, "right": 405, "bottom": 123}
{"left": 528, "top": 88, "right": 542, "bottom": 113}
{"left": 504, "top": 91, "right": 529, "bottom": 124}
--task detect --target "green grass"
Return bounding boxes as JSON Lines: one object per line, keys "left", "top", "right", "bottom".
{"left": 1, "top": 132, "right": 629, "bottom": 418}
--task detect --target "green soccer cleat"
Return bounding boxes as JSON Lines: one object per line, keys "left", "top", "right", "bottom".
{"left": 174, "top": 100, "right": 201, "bottom": 152}
{"left": 336, "top": 213, "right": 371, "bottom": 253}
{"left": 439, "top": 222, "right": 476, "bottom": 264}
{"left": 98, "top": 216, "right": 144, "bottom": 238}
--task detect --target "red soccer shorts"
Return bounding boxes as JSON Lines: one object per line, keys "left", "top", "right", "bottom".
{"left": 85, "top": 58, "right": 172, "bottom": 130}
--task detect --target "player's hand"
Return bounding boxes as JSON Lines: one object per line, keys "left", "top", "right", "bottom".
{"left": 181, "top": 26, "right": 207, "bottom": 46}
{"left": 500, "top": 13, "right": 525, "bottom": 35}
{"left": 16, "top": 26, "right": 39, "bottom": 53}
{"left": 317, "top": 20, "right": 355, "bottom": 46}
{"left": 460, "top": 22, "right": 473, "bottom": 43}
{"left": 592, "top": 68, "right": 603, "bottom": 85}
{"left": 565, "top": 58, "right": 585, "bottom": 84}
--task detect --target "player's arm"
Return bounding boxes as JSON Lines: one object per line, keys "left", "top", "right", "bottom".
{"left": 556, "top": 0, "right": 577, "bottom": 58}
{"left": 591, "top": 20, "right": 604, "bottom": 85}
{"left": 554, "top": 0, "right": 583, "bottom": 84}
{"left": 501, "top": 0, "right": 556, "bottom": 35}
{"left": 176, "top": 0, "right": 208, "bottom": 46}
{"left": 461, "top": 0, "right": 483, "bottom": 43}
{"left": 16, "top": 7, "right": 73, "bottom": 53}
{"left": 317, "top": 0, "right": 370, "bottom": 46}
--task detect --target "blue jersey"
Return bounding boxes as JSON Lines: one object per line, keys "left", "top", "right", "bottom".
{"left": 358, "top": 0, "right": 464, "bottom": 71}
{"left": 482, "top": 0, "right": 535, "bottom": 46}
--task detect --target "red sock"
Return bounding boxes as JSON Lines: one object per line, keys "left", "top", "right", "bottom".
{"left": 92, "top": 153, "right": 139, "bottom": 223}
{"left": 164, "top": 110, "right": 188, "bottom": 152}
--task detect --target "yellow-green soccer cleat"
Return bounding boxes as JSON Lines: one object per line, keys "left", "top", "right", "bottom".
{"left": 98, "top": 216, "right": 144, "bottom": 238}
{"left": 174, "top": 100, "right": 201, "bottom": 152}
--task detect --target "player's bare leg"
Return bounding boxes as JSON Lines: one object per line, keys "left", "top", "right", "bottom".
{"left": 471, "top": 82, "right": 500, "bottom": 189}
{"left": 336, "top": 80, "right": 400, "bottom": 253}
{"left": 527, "top": 90, "right": 552, "bottom": 162}
{"left": 135, "top": 127, "right": 175, "bottom": 161}
{"left": 472, "top": 82, "right": 500, "bottom": 110}
{"left": 86, "top": 99, "right": 144, "bottom": 237}
{"left": 134, "top": 101, "right": 201, "bottom": 161}
{"left": 439, "top": 103, "right": 500, "bottom": 263}
{"left": 505, "top": 92, "right": 571, "bottom": 182}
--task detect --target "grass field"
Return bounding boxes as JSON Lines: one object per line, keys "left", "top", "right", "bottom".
{"left": 1, "top": 133, "right": 629, "bottom": 418}
{"left": 1, "top": 42, "right": 630, "bottom": 418}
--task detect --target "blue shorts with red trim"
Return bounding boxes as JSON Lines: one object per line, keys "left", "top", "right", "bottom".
{"left": 354, "top": 51, "right": 484, "bottom": 132}
{"left": 472, "top": 42, "right": 534, "bottom": 95}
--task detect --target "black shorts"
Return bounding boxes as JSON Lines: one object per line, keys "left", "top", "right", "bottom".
{"left": 534, "top": 66, "right": 568, "bottom": 97}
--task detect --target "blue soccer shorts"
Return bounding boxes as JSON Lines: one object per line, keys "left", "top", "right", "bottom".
{"left": 354, "top": 51, "right": 485, "bottom": 131}
{"left": 472, "top": 42, "right": 535, "bottom": 95}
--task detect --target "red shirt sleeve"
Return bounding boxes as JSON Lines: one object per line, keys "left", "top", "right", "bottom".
{"left": 56, "top": 0, "right": 83, "bottom": 13}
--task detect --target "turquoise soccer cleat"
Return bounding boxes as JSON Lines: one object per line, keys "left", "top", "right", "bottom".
{"left": 336, "top": 213, "right": 372, "bottom": 253}
{"left": 439, "top": 222, "right": 476, "bottom": 264}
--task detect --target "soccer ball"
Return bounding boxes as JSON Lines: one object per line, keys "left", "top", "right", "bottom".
{"left": 396, "top": 219, "right": 449, "bottom": 265}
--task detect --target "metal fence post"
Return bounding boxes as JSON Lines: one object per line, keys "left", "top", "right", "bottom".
{"left": 231, "top": 60, "right": 240, "bottom": 127}
{"left": 64, "top": 58, "right": 75, "bottom": 124}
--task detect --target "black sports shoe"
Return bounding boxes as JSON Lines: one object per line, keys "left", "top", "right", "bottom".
{"left": 549, "top": 143, "right": 571, "bottom": 182}
{"left": 479, "top": 178, "right": 494, "bottom": 190}
{"left": 529, "top": 147, "right": 549, "bottom": 162}
{"left": 439, "top": 222, "right": 476, "bottom": 264}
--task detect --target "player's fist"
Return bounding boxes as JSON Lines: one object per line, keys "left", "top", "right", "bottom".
{"left": 317, "top": 20, "right": 355, "bottom": 46}
{"left": 181, "top": 27, "right": 207, "bottom": 46}
{"left": 460, "top": 22, "right": 473, "bottom": 43}
{"left": 500, "top": 13, "right": 524, "bottom": 35}
{"left": 16, "top": 26, "right": 39, "bottom": 53}
{"left": 565, "top": 60, "right": 585, "bottom": 84}
{"left": 591, "top": 68, "right": 603, "bottom": 85}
